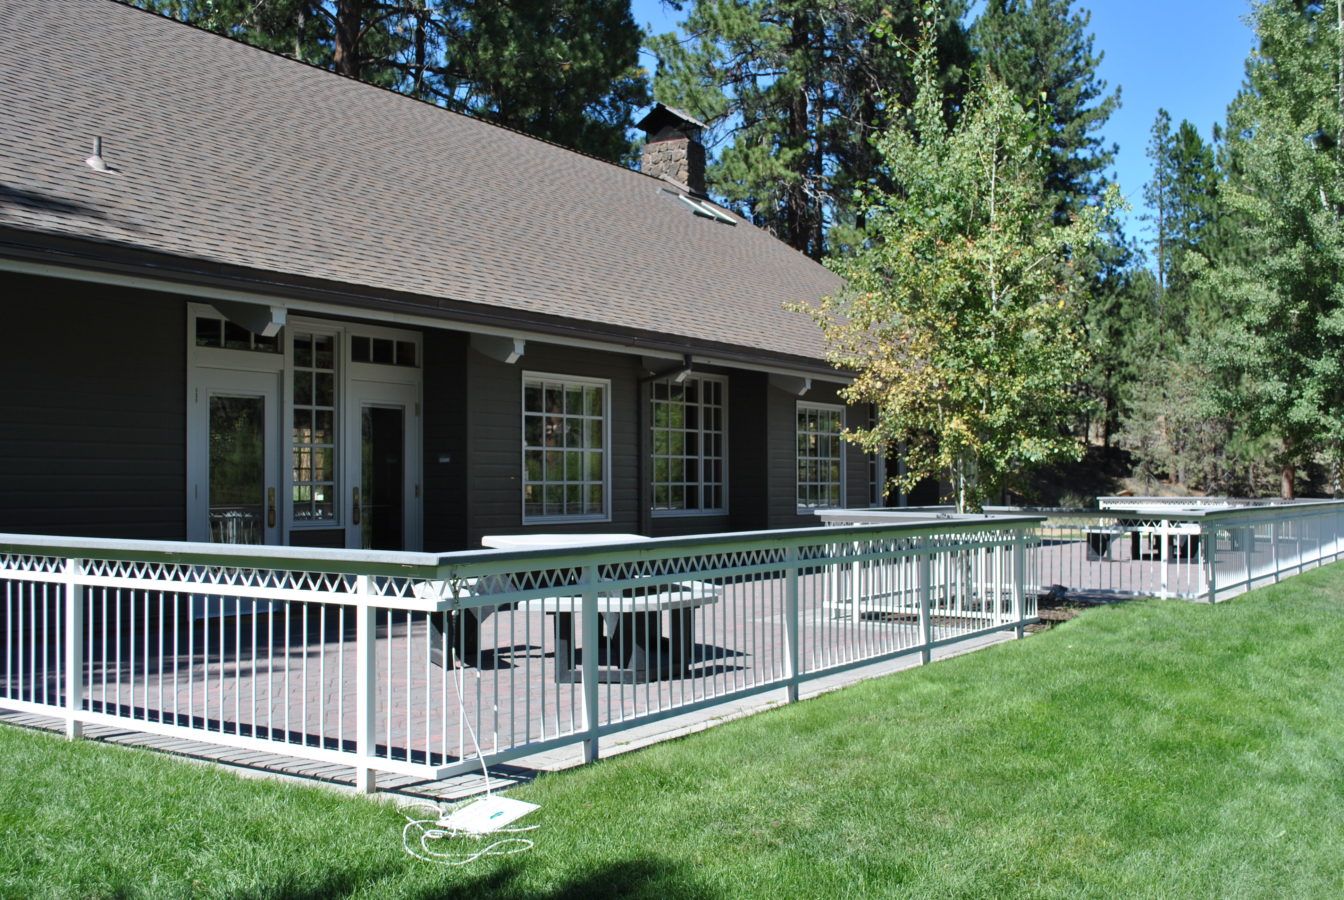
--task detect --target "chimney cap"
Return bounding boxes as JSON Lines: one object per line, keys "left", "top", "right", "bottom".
{"left": 635, "top": 103, "right": 708, "bottom": 139}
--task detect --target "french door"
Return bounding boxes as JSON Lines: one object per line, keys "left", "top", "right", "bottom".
{"left": 188, "top": 368, "right": 282, "bottom": 545}
{"left": 345, "top": 379, "right": 421, "bottom": 551}
{"left": 188, "top": 304, "right": 422, "bottom": 552}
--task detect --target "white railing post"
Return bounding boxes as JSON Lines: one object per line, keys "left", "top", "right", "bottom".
{"left": 918, "top": 545, "right": 933, "bottom": 665}
{"left": 63, "top": 557, "right": 84, "bottom": 740}
{"left": 784, "top": 545, "right": 800, "bottom": 703}
{"left": 355, "top": 579, "right": 377, "bottom": 793}
{"left": 1159, "top": 519, "right": 1170, "bottom": 599}
{"left": 581, "top": 564, "right": 601, "bottom": 763}
{"left": 1244, "top": 520, "right": 1255, "bottom": 592}
{"left": 1202, "top": 525, "right": 1217, "bottom": 603}
{"left": 1271, "top": 520, "right": 1282, "bottom": 583}
{"left": 1012, "top": 532, "right": 1025, "bottom": 638}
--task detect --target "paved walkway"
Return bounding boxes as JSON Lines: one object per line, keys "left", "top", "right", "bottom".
{"left": 0, "top": 628, "right": 1015, "bottom": 801}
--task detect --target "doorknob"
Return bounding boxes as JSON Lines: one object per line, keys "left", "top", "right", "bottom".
{"left": 352, "top": 486, "right": 361, "bottom": 525}
{"left": 267, "top": 487, "right": 276, "bottom": 528}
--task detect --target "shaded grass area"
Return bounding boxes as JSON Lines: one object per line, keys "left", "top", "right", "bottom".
{"left": 4, "top": 568, "right": 1344, "bottom": 898}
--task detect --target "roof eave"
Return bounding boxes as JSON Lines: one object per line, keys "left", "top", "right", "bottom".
{"left": 0, "top": 227, "right": 849, "bottom": 380}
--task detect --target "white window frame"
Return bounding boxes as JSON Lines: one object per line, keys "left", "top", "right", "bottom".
{"left": 796, "top": 402, "right": 846, "bottom": 511}
{"left": 650, "top": 374, "right": 728, "bottom": 517}
{"left": 521, "top": 372, "right": 611, "bottom": 524}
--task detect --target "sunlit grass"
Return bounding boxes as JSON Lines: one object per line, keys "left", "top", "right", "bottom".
{"left": 3, "top": 566, "right": 1344, "bottom": 897}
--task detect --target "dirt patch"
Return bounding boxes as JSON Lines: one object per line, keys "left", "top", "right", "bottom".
{"left": 1028, "top": 592, "right": 1112, "bottom": 633}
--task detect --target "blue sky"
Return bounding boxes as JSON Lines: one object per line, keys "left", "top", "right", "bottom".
{"left": 629, "top": 0, "right": 1259, "bottom": 255}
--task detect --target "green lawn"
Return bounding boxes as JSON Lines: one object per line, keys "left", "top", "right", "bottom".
{"left": 4, "top": 567, "right": 1344, "bottom": 899}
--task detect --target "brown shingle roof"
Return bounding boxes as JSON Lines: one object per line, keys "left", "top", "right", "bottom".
{"left": 0, "top": 0, "right": 842, "bottom": 368}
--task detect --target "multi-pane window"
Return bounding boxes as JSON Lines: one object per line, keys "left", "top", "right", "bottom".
{"left": 651, "top": 376, "right": 726, "bottom": 513}
{"left": 351, "top": 335, "right": 417, "bottom": 367}
{"left": 292, "top": 332, "right": 337, "bottom": 521}
{"left": 194, "top": 315, "right": 280, "bottom": 353}
{"left": 797, "top": 403, "right": 844, "bottom": 509}
{"left": 523, "top": 375, "right": 608, "bottom": 520}
{"left": 867, "top": 404, "right": 887, "bottom": 507}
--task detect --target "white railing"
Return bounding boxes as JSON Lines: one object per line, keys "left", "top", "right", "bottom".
{"left": 1097, "top": 496, "right": 1289, "bottom": 510}
{"left": 0, "top": 518, "right": 1038, "bottom": 791}
{"left": 823, "top": 500, "right": 1344, "bottom": 603}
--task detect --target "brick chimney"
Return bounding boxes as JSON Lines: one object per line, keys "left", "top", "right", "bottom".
{"left": 636, "top": 103, "right": 708, "bottom": 197}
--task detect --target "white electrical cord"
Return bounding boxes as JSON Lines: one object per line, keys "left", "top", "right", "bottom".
{"left": 400, "top": 610, "right": 539, "bottom": 867}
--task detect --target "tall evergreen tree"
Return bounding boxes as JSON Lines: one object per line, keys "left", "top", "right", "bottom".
{"left": 1144, "top": 110, "right": 1221, "bottom": 301}
{"left": 971, "top": 0, "right": 1120, "bottom": 219}
{"left": 130, "top": 0, "right": 649, "bottom": 163}
{"left": 648, "top": 1, "right": 972, "bottom": 259}
{"left": 1213, "top": 0, "right": 1344, "bottom": 497}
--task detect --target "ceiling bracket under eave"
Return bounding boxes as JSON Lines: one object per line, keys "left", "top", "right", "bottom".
{"left": 211, "top": 299, "right": 286, "bottom": 337}
{"left": 472, "top": 333, "right": 526, "bottom": 365}
{"left": 770, "top": 374, "right": 812, "bottom": 396}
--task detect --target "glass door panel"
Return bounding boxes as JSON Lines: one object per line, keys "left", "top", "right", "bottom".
{"left": 208, "top": 395, "right": 267, "bottom": 544}
{"left": 345, "top": 378, "right": 420, "bottom": 551}
{"left": 189, "top": 368, "right": 281, "bottom": 545}
{"left": 360, "top": 406, "right": 405, "bottom": 550}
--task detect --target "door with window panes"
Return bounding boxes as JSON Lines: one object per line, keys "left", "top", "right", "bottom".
{"left": 188, "top": 306, "right": 422, "bottom": 551}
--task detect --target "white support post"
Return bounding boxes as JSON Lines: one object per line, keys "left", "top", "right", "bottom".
{"left": 784, "top": 545, "right": 800, "bottom": 703}
{"left": 1203, "top": 525, "right": 1217, "bottom": 603}
{"left": 1159, "top": 520, "right": 1170, "bottom": 600}
{"left": 1271, "top": 520, "right": 1281, "bottom": 583}
{"left": 355, "top": 581, "right": 377, "bottom": 793}
{"left": 918, "top": 547, "right": 933, "bottom": 665}
{"left": 581, "top": 564, "right": 601, "bottom": 763}
{"left": 1244, "top": 522, "right": 1255, "bottom": 593}
{"left": 1012, "top": 535, "right": 1026, "bottom": 638}
{"left": 63, "top": 557, "right": 84, "bottom": 740}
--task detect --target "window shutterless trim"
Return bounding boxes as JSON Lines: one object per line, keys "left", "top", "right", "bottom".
{"left": 796, "top": 401, "right": 846, "bottom": 512}
{"left": 521, "top": 371, "right": 612, "bottom": 524}
{"left": 649, "top": 373, "right": 728, "bottom": 516}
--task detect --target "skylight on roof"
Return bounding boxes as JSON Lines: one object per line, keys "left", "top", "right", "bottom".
{"left": 660, "top": 188, "right": 736, "bottom": 226}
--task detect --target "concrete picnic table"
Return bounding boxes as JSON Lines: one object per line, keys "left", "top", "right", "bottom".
{"left": 479, "top": 534, "right": 721, "bottom": 684}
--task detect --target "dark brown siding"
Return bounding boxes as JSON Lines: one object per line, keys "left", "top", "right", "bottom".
{"left": 727, "top": 370, "right": 769, "bottom": 532}
{"left": 422, "top": 329, "right": 470, "bottom": 551}
{"left": 0, "top": 275, "right": 185, "bottom": 539}
{"left": 463, "top": 342, "right": 642, "bottom": 549}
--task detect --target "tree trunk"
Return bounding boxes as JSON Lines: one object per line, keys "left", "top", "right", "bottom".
{"left": 1281, "top": 462, "right": 1296, "bottom": 499}
{"left": 333, "top": 0, "right": 363, "bottom": 80}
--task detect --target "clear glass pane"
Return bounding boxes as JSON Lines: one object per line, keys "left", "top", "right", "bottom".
{"left": 223, "top": 321, "right": 251, "bottom": 350}
{"left": 315, "top": 373, "right": 334, "bottom": 407}
{"left": 293, "top": 334, "right": 312, "bottom": 368}
{"left": 293, "top": 370, "right": 312, "bottom": 405}
{"left": 314, "top": 334, "right": 334, "bottom": 369}
{"left": 209, "top": 395, "right": 265, "bottom": 544}
{"left": 195, "top": 317, "right": 221, "bottom": 347}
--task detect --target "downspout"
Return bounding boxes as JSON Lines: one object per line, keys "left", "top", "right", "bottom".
{"left": 637, "top": 354, "right": 694, "bottom": 536}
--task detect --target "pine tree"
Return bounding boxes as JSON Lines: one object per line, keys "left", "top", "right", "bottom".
{"left": 1213, "top": 0, "right": 1344, "bottom": 497}
{"left": 648, "top": 1, "right": 972, "bottom": 259}
{"left": 971, "top": 0, "right": 1120, "bottom": 219}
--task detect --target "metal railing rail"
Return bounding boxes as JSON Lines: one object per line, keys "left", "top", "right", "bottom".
{"left": 822, "top": 500, "right": 1344, "bottom": 604}
{"left": 0, "top": 518, "right": 1040, "bottom": 791}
